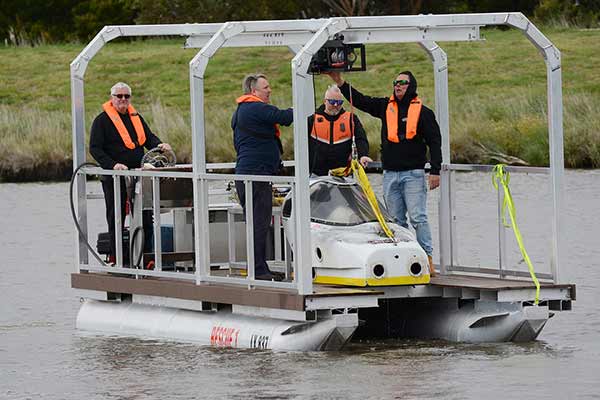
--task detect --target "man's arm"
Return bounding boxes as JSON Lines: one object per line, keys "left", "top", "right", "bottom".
{"left": 422, "top": 107, "right": 442, "bottom": 189}
{"left": 138, "top": 114, "right": 172, "bottom": 153}
{"left": 352, "top": 114, "right": 373, "bottom": 167}
{"left": 327, "top": 71, "right": 387, "bottom": 118}
{"left": 339, "top": 82, "right": 388, "bottom": 119}
{"left": 352, "top": 114, "right": 369, "bottom": 158}
{"left": 261, "top": 103, "right": 293, "bottom": 126}
{"left": 307, "top": 114, "right": 315, "bottom": 135}
{"left": 140, "top": 114, "right": 162, "bottom": 149}
{"left": 89, "top": 116, "right": 117, "bottom": 170}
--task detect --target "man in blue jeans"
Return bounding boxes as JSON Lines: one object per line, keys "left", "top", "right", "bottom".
{"left": 328, "top": 71, "right": 441, "bottom": 276}
{"left": 232, "top": 73, "right": 294, "bottom": 281}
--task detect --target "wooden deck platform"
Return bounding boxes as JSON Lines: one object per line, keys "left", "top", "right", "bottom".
{"left": 71, "top": 272, "right": 382, "bottom": 311}
{"left": 72, "top": 271, "right": 576, "bottom": 312}
{"left": 430, "top": 274, "right": 575, "bottom": 295}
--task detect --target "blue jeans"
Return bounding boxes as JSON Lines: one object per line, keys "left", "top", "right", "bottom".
{"left": 382, "top": 169, "right": 433, "bottom": 256}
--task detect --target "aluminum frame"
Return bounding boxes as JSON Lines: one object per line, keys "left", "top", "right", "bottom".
{"left": 71, "top": 13, "right": 565, "bottom": 298}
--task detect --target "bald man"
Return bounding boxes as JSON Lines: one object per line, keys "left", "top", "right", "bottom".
{"left": 307, "top": 85, "right": 372, "bottom": 176}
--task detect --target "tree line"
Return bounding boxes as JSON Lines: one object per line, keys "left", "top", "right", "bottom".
{"left": 1, "top": 0, "right": 598, "bottom": 45}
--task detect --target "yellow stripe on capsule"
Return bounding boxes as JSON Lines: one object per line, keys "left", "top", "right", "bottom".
{"left": 314, "top": 274, "right": 430, "bottom": 287}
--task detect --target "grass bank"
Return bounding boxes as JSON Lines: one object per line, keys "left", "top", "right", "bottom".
{"left": 0, "top": 27, "right": 599, "bottom": 181}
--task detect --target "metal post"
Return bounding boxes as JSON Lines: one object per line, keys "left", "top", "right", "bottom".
{"left": 70, "top": 59, "right": 88, "bottom": 269}
{"left": 113, "top": 176, "right": 123, "bottom": 267}
{"left": 285, "top": 184, "right": 295, "bottom": 281}
{"left": 227, "top": 208, "right": 236, "bottom": 268}
{"left": 419, "top": 41, "right": 450, "bottom": 164}
{"left": 244, "top": 180, "right": 255, "bottom": 281}
{"left": 438, "top": 165, "right": 451, "bottom": 275}
{"left": 450, "top": 170, "right": 458, "bottom": 268}
{"left": 274, "top": 208, "right": 282, "bottom": 262}
{"left": 152, "top": 176, "right": 162, "bottom": 272}
{"left": 546, "top": 59, "right": 565, "bottom": 284}
{"left": 497, "top": 178, "right": 507, "bottom": 278}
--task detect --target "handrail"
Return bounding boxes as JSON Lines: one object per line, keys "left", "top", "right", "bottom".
{"left": 77, "top": 167, "right": 297, "bottom": 291}
{"left": 441, "top": 162, "right": 555, "bottom": 282}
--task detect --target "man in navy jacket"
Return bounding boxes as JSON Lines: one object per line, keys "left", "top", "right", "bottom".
{"left": 232, "top": 74, "right": 293, "bottom": 281}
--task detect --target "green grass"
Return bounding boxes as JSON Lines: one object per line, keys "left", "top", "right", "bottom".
{"left": 0, "top": 27, "right": 599, "bottom": 181}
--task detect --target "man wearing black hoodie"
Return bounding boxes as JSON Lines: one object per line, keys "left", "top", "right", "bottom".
{"left": 308, "top": 85, "right": 372, "bottom": 176}
{"left": 328, "top": 71, "right": 441, "bottom": 276}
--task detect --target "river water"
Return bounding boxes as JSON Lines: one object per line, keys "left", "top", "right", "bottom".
{"left": 1, "top": 170, "right": 599, "bottom": 399}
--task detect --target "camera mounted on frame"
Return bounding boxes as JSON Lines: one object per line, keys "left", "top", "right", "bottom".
{"left": 308, "top": 34, "right": 366, "bottom": 74}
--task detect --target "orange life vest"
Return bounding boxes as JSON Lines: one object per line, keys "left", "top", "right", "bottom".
{"left": 235, "top": 94, "right": 281, "bottom": 138}
{"left": 310, "top": 112, "right": 352, "bottom": 144}
{"left": 385, "top": 96, "right": 422, "bottom": 143}
{"left": 102, "top": 100, "right": 146, "bottom": 149}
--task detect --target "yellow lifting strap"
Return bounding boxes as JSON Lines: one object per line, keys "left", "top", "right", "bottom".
{"left": 492, "top": 164, "right": 540, "bottom": 305}
{"left": 331, "top": 160, "right": 395, "bottom": 239}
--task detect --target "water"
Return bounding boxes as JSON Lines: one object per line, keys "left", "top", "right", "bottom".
{"left": 1, "top": 170, "right": 599, "bottom": 399}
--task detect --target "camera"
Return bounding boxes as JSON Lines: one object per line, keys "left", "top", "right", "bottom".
{"left": 308, "top": 34, "right": 366, "bottom": 74}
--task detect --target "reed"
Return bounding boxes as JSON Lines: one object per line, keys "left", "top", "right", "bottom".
{"left": 0, "top": 105, "right": 72, "bottom": 180}
{"left": 0, "top": 27, "right": 599, "bottom": 181}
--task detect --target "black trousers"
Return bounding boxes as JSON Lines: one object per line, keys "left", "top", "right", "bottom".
{"left": 101, "top": 177, "right": 152, "bottom": 259}
{"left": 235, "top": 180, "right": 272, "bottom": 276}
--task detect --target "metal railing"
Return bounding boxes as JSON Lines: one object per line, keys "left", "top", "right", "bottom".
{"left": 76, "top": 166, "right": 299, "bottom": 291}
{"left": 439, "top": 163, "right": 555, "bottom": 281}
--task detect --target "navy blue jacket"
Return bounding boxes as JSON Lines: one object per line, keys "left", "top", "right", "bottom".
{"left": 232, "top": 101, "right": 293, "bottom": 175}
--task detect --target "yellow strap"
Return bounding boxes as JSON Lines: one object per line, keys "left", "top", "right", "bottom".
{"left": 492, "top": 164, "right": 540, "bottom": 304}
{"left": 330, "top": 161, "right": 395, "bottom": 239}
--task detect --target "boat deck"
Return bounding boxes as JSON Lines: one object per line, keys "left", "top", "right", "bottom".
{"left": 71, "top": 271, "right": 575, "bottom": 312}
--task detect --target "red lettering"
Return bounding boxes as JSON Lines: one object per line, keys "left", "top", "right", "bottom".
{"left": 226, "top": 328, "right": 233, "bottom": 346}
{"left": 210, "top": 325, "right": 242, "bottom": 348}
{"left": 217, "top": 327, "right": 224, "bottom": 346}
{"left": 210, "top": 326, "right": 218, "bottom": 345}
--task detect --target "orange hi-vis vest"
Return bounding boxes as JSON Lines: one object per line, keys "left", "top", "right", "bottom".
{"left": 102, "top": 100, "right": 146, "bottom": 149}
{"left": 236, "top": 94, "right": 281, "bottom": 138}
{"left": 385, "top": 96, "right": 422, "bottom": 143}
{"left": 311, "top": 112, "right": 352, "bottom": 144}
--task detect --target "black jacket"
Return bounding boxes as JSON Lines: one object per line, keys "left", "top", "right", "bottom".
{"left": 90, "top": 110, "right": 162, "bottom": 170}
{"left": 339, "top": 71, "right": 442, "bottom": 175}
{"left": 307, "top": 105, "right": 369, "bottom": 176}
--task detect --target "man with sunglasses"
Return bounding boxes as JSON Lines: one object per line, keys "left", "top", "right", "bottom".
{"left": 328, "top": 71, "right": 441, "bottom": 276}
{"left": 308, "top": 85, "right": 372, "bottom": 176}
{"left": 90, "top": 82, "right": 172, "bottom": 264}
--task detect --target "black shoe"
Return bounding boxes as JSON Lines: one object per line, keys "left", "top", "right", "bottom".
{"left": 271, "top": 271, "right": 286, "bottom": 281}
{"left": 255, "top": 271, "right": 284, "bottom": 281}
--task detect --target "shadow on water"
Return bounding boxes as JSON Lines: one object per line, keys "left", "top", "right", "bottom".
{"left": 348, "top": 337, "right": 574, "bottom": 360}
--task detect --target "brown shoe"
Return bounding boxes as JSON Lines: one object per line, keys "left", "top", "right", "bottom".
{"left": 428, "top": 255, "right": 437, "bottom": 277}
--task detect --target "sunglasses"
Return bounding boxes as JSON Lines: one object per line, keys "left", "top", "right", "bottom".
{"left": 326, "top": 99, "right": 344, "bottom": 106}
{"left": 393, "top": 79, "right": 410, "bottom": 86}
{"left": 112, "top": 93, "right": 131, "bottom": 99}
